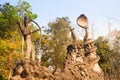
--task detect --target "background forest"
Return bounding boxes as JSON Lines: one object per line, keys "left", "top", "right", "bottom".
{"left": 0, "top": 1, "right": 120, "bottom": 80}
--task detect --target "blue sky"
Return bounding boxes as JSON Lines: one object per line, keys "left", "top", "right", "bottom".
{"left": 1, "top": 0, "right": 120, "bottom": 38}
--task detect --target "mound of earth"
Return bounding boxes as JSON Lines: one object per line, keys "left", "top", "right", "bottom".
{"left": 10, "top": 43, "right": 104, "bottom": 80}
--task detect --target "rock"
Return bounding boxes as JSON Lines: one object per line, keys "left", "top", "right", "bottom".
{"left": 11, "top": 39, "right": 104, "bottom": 80}
{"left": 11, "top": 42, "right": 104, "bottom": 80}
{"left": 10, "top": 75, "right": 21, "bottom": 80}
{"left": 10, "top": 60, "right": 54, "bottom": 80}
{"left": 10, "top": 14, "right": 105, "bottom": 80}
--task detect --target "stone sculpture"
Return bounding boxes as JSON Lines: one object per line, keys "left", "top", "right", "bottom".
{"left": 77, "top": 14, "right": 101, "bottom": 72}
{"left": 70, "top": 28, "right": 77, "bottom": 45}
{"left": 11, "top": 14, "right": 105, "bottom": 80}
{"left": 17, "top": 16, "right": 41, "bottom": 61}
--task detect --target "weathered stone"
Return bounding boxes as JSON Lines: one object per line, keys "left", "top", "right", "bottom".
{"left": 10, "top": 75, "right": 21, "bottom": 80}
{"left": 11, "top": 14, "right": 105, "bottom": 80}
{"left": 16, "top": 65, "right": 23, "bottom": 75}
{"left": 11, "top": 43, "right": 104, "bottom": 80}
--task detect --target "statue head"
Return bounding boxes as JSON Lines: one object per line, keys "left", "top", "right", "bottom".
{"left": 77, "top": 14, "right": 88, "bottom": 29}
{"left": 24, "top": 16, "right": 30, "bottom": 27}
{"left": 70, "top": 28, "right": 75, "bottom": 32}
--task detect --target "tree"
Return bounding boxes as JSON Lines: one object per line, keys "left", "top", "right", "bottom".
{"left": 95, "top": 36, "right": 111, "bottom": 77}
{"left": 41, "top": 17, "right": 71, "bottom": 70}
{"left": 0, "top": 1, "right": 38, "bottom": 79}
{"left": 107, "top": 29, "right": 120, "bottom": 79}
{"left": 95, "top": 35, "right": 120, "bottom": 80}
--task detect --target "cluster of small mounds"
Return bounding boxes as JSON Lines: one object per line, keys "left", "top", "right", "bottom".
{"left": 10, "top": 60, "right": 54, "bottom": 80}
{"left": 10, "top": 40, "right": 105, "bottom": 80}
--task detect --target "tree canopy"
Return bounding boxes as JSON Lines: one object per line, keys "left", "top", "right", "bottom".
{"left": 0, "top": 1, "right": 37, "bottom": 79}
{"left": 41, "top": 17, "right": 71, "bottom": 70}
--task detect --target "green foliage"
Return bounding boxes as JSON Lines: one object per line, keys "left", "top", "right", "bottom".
{"left": 0, "top": 3, "right": 18, "bottom": 39}
{"left": 95, "top": 37, "right": 110, "bottom": 57}
{"left": 0, "top": 39, "right": 22, "bottom": 80}
{"left": 16, "top": 0, "right": 37, "bottom": 19}
{"left": 95, "top": 36, "right": 111, "bottom": 72}
{"left": 41, "top": 17, "right": 71, "bottom": 70}
{"left": 0, "top": 1, "right": 37, "bottom": 39}
{"left": 0, "top": 1, "right": 38, "bottom": 79}
{"left": 95, "top": 35, "right": 120, "bottom": 79}
{"left": 107, "top": 30, "right": 120, "bottom": 79}
{"left": 0, "top": 39, "right": 20, "bottom": 55}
